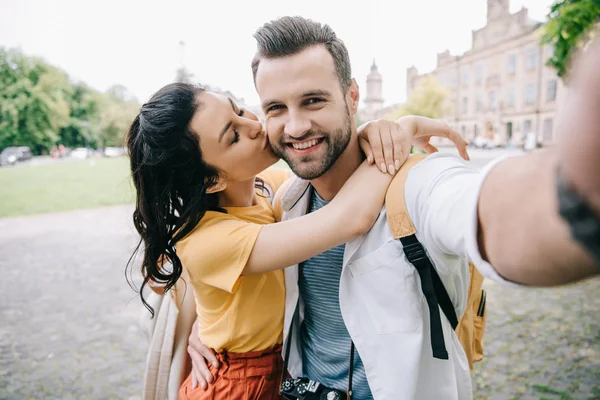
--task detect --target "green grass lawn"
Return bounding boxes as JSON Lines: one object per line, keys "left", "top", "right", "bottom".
{"left": 0, "top": 157, "right": 291, "bottom": 218}
{"left": 0, "top": 157, "right": 135, "bottom": 218}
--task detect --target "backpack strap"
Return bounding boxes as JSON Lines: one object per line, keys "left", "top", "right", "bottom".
{"left": 386, "top": 154, "right": 459, "bottom": 360}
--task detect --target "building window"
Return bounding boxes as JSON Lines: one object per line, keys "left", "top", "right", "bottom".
{"left": 489, "top": 91, "right": 497, "bottom": 111}
{"left": 524, "top": 119, "right": 532, "bottom": 133}
{"left": 449, "top": 74, "right": 457, "bottom": 88}
{"left": 462, "top": 69, "right": 470, "bottom": 87}
{"left": 525, "top": 84, "right": 537, "bottom": 105}
{"left": 462, "top": 97, "right": 468, "bottom": 114}
{"left": 547, "top": 45, "right": 554, "bottom": 59}
{"left": 475, "top": 65, "right": 483, "bottom": 85}
{"left": 547, "top": 79, "right": 557, "bottom": 102}
{"left": 507, "top": 87, "right": 516, "bottom": 108}
{"left": 526, "top": 48, "right": 538, "bottom": 71}
{"left": 507, "top": 54, "right": 516, "bottom": 74}
{"left": 476, "top": 94, "right": 483, "bottom": 112}
{"left": 461, "top": 126, "right": 466, "bottom": 137}
{"left": 543, "top": 118, "right": 554, "bottom": 141}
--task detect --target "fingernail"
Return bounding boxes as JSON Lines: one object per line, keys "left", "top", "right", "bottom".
{"left": 380, "top": 163, "right": 387, "bottom": 173}
{"left": 388, "top": 164, "right": 395, "bottom": 175}
{"left": 201, "top": 383, "right": 206, "bottom": 390}
{"left": 367, "top": 156, "right": 373, "bottom": 164}
{"left": 213, "top": 362, "right": 219, "bottom": 368}
{"left": 192, "top": 382, "right": 197, "bottom": 390}
{"left": 395, "top": 160, "right": 400, "bottom": 169}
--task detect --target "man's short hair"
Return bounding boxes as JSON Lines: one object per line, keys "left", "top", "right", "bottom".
{"left": 251, "top": 16, "right": 352, "bottom": 93}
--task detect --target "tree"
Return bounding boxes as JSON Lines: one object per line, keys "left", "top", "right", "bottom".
{"left": 387, "top": 76, "right": 449, "bottom": 120}
{"left": 0, "top": 48, "right": 70, "bottom": 154}
{"left": 1, "top": 49, "right": 143, "bottom": 152}
{"left": 60, "top": 82, "right": 106, "bottom": 148}
{"left": 98, "top": 88, "right": 140, "bottom": 147}
{"left": 541, "top": 0, "right": 600, "bottom": 81}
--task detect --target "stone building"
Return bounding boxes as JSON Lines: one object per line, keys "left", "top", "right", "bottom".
{"left": 406, "top": 0, "right": 564, "bottom": 146}
{"left": 358, "top": 61, "right": 400, "bottom": 124}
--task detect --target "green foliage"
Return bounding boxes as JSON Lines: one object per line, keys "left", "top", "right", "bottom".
{"left": 387, "top": 76, "right": 449, "bottom": 120}
{"left": 0, "top": 47, "right": 141, "bottom": 154}
{"left": 0, "top": 49, "right": 70, "bottom": 153}
{"left": 99, "top": 98, "right": 140, "bottom": 147}
{"left": 541, "top": 0, "right": 600, "bottom": 80}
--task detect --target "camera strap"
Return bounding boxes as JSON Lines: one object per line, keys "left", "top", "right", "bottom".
{"left": 280, "top": 185, "right": 355, "bottom": 399}
{"left": 281, "top": 297, "right": 355, "bottom": 399}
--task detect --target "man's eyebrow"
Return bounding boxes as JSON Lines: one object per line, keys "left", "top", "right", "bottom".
{"left": 302, "top": 90, "right": 331, "bottom": 98}
{"left": 261, "top": 90, "right": 332, "bottom": 110}
{"left": 218, "top": 98, "right": 237, "bottom": 143}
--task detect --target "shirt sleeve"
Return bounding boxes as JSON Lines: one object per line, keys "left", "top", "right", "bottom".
{"left": 177, "top": 213, "right": 264, "bottom": 292}
{"left": 404, "top": 152, "right": 518, "bottom": 285}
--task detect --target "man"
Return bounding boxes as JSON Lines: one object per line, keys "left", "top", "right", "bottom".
{"left": 188, "top": 16, "right": 599, "bottom": 399}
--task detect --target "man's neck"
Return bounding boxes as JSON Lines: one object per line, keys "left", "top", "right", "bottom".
{"left": 310, "top": 138, "right": 363, "bottom": 201}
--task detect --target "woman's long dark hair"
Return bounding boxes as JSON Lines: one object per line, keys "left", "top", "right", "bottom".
{"left": 126, "top": 83, "right": 223, "bottom": 316}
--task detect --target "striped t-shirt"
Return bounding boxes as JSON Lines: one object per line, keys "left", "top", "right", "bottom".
{"left": 299, "top": 189, "right": 374, "bottom": 399}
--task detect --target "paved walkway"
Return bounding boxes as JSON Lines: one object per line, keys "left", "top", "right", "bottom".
{"left": 0, "top": 206, "right": 146, "bottom": 399}
{"left": 0, "top": 202, "right": 598, "bottom": 399}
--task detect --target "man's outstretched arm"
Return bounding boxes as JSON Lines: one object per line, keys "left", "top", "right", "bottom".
{"left": 476, "top": 150, "right": 597, "bottom": 285}
{"left": 476, "top": 38, "right": 600, "bottom": 285}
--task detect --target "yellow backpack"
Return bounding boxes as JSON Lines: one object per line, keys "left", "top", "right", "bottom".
{"left": 385, "top": 154, "right": 486, "bottom": 373}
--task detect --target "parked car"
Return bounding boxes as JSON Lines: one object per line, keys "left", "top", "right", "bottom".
{"left": 103, "top": 147, "right": 127, "bottom": 157}
{"left": 70, "top": 147, "right": 92, "bottom": 159}
{"left": 0, "top": 146, "right": 33, "bottom": 166}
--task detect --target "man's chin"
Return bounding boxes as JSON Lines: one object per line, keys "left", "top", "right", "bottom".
{"left": 286, "top": 159, "right": 328, "bottom": 180}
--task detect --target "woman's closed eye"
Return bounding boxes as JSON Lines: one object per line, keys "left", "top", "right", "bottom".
{"left": 231, "top": 130, "right": 240, "bottom": 144}
{"left": 230, "top": 108, "right": 245, "bottom": 145}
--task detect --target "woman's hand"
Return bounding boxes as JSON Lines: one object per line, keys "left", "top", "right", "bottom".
{"left": 188, "top": 320, "right": 219, "bottom": 389}
{"left": 357, "top": 116, "right": 470, "bottom": 175}
{"left": 397, "top": 115, "right": 470, "bottom": 161}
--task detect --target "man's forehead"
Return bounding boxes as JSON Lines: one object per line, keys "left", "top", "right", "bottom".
{"left": 255, "top": 45, "right": 339, "bottom": 99}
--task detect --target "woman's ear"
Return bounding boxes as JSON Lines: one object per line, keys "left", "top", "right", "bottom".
{"left": 206, "top": 180, "right": 227, "bottom": 194}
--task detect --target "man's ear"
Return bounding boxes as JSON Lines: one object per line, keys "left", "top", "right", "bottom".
{"left": 346, "top": 78, "right": 360, "bottom": 115}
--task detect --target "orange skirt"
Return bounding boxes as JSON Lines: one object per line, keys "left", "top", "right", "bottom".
{"left": 179, "top": 345, "right": 284, "bottom": 400}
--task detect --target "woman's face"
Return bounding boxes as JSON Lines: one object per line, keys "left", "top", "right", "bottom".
{"left": 191, "top": 91, "right": 279, "bottom": 183}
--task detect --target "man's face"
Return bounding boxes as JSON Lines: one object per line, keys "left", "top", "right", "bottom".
{"left": 255, "top": 45, "right": 359, "bottom": 180}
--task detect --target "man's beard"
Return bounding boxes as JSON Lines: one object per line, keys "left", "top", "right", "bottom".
{"left": 271, "top": 112, "right": 352, "bottom": 180}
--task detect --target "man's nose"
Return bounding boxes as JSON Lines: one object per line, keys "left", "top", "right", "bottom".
{"left": 284, "top": 112, "right": 311, "bottom": 139}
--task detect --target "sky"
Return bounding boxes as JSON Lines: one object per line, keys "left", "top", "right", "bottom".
{"left": 0, "top": 0, "right": 554, "bottom": 107}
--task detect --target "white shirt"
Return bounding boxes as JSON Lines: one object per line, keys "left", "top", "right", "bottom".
{"left": 277, "top": 153, "right": 511, "bottom": 400}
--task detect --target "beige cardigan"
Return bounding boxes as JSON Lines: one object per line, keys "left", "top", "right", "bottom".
{"left": 141, "top": 271, "right": 197, "bottom": 400}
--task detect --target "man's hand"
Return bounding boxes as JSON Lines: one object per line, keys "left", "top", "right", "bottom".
{"left": 187, "top": 320, "right": 219, "bottom": 389}
{"left": 358, "top": 117, "right": 469, "bottom": 175}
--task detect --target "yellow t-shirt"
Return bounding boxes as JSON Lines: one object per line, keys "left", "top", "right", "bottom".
{"left": 177, "top": 167, "right": 291, "bottom": 353}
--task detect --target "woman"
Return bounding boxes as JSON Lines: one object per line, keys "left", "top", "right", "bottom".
{"left": 127, "top": 82, "right": 465, "bottom": 399}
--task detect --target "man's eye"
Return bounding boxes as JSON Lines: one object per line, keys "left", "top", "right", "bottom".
{"left": 267, "top": 104, "right": 284, "bottom": 113}
{"left": 305, "top": 98, "right": 324, "bottom": 105}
